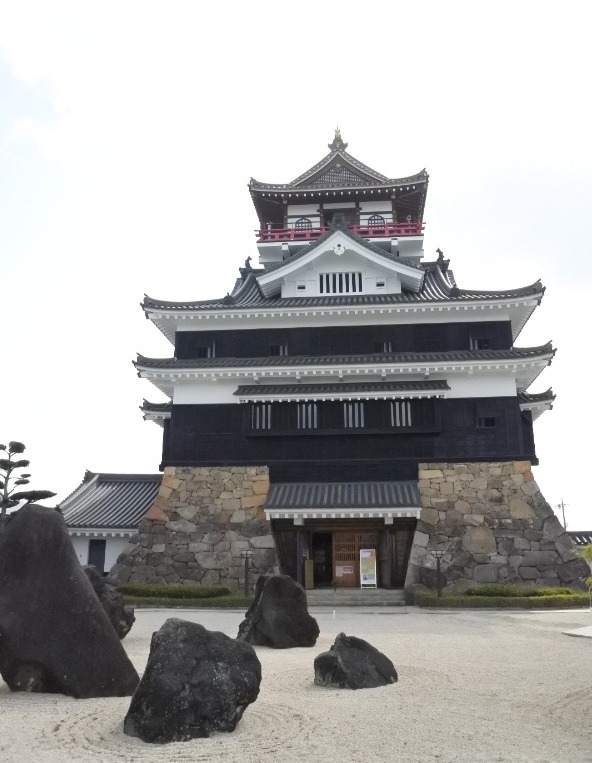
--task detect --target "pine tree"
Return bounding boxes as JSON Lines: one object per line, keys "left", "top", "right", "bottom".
{"left": 0, "top": 441, "right": 56, "bottom": 530}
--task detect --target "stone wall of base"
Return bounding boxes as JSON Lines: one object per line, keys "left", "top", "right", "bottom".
{"left": 109, "top": 466, "right": 278, "bottom": 591}
{"left": 406, "top": 461, "right": 589, "bottom": 593}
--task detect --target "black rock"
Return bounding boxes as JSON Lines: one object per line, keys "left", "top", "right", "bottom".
{"left": 124, "top": 618, "right": 261, "bottom": 743}
{"left": 0, "top": 505, "right": 139, "bottom": 698}
{"left": 83, "top": 565, "right": 135, "bottom": 639}
{"left": 314, "top": 632, "right": 398, "bottom": 689}
{"left": 237, "top": 574, "right": 320, "bottom": 648}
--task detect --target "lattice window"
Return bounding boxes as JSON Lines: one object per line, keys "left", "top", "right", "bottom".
{"left": 196, "top": 344, "right": 215, "bottom": 358}
{"left": 373, "top": 340, "right": 393, "bottom": 353}
{"left": 470, "top": 336, "right": 490, "bottom": 350}
{"left": 270, "top": 344, "right": 288, "bottom": 356}
{"left": 390, "top": 401, "right": 412, "bottom": 427}
{"left": 297, "top": 402, "right": 318, "bottom": 429}
{"left": 319, "top": 272, "right": 363, "bottom": 295}
{"left": 294, "top": 217, "right": 312, "bottom": 230}
{"left": 368, "top": 214, "right": 386, "bottom": 227}
{"left": 343, "top": 401, "right": 365, "bottom": 428}
{"left": 250, "top": 403, "right": 272, "bottom": 430}
{"left": 477, "top": 417, "right": 496, "bottom": 428}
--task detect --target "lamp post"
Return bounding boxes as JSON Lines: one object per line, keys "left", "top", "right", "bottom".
{"left": 240, "top": 549, "right": 253, "bottom": 598}
{"left": 432, "top": 549, "right": 445, "bottom": 598}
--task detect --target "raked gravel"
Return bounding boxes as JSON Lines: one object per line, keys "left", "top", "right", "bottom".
{"left": 1, "top": 607, "right": 591, "bottom": 763}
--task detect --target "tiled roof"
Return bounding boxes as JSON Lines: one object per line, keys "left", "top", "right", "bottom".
{"left": 234, "top": 380, "right": 450, "bottom": 398}
{"left": 143, "top": 264, "right": 544, "bottom": 313}
{"left": 142, "top": 400, "right": 172, "bottom": 413}
{"left": 518, "top": 389, "right": 555, "bottom": 404}
{"left": 136, "top": 344, "right": 555, "bottom": 371}
{"left": 567, "top": 531, "right": 592, "bottom": 546}
{"left": 60, "top": 472, "right": 161, "bottom": 529}
{"left": 265, "top": 481, "right": 421, "bottom": 510}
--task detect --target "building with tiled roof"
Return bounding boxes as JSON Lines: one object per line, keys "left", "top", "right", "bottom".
{"left": 60, "top": 472, "right": 161, "bottom": 573}
{"left": 111, "top": 132, "right": 584, "bottom": 595}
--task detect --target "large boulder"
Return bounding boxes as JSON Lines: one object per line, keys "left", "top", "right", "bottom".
{"left": 314, "top": 632, "right": 398, "bottom": 689}
{"left": 124, "top": 618, "right": 261, "bottom": 743}
{"left": 0, "top": 505, "right": 139, "bottom": 698}
{"left": 236, "top": 574, "right": 319, "bottom": 648}
{"left": 83, "top": 565, "right": 135, "bottom": 639}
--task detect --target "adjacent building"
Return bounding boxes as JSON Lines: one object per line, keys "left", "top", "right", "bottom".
{"left": 110, "top": 132, "right": 587, "bottom": 592}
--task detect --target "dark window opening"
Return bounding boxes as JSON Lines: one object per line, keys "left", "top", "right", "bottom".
{"left": 294, "top": 217, "right": 313, "bottom": 230}
{"left": 391, "top": 401, "right": 412, "bottom": 427}
{"left": 297, "top": 402, "right": 318, "bottom": 429}
{"left": 477, "top": 417, "right": 497, "bottom": 428}
{"left": 373, "top": 340, "right": 392, "bottom": 353}
{"left": 270, "top": 344, "right": 288, "bottom": 356}
{"left": 470, "top": 337, "right": 489, "bottom": 350}
{"left": 196, "top": 345, "right": 214, "bottom": 358}
{"left": 368, "top": 214, "right": 386, "bottom": 227}
{"left": 319, "top": 272, "right": 363, "bottom": 295}
{"left": 88, "top": 539, "right": 107, "bottom": 575}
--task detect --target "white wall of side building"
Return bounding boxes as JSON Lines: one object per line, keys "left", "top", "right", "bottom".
{"left": 69, "top": 533, "right": 133, "bottom": 573}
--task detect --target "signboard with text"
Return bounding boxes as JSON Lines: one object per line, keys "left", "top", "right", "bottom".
{"left": 359, "top": 548, "right": 377, "bottom": 588}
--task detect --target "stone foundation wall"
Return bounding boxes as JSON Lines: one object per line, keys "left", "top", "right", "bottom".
{"left": 109, "top": 466, "right": 278, "bottom": 591}
{"left": 407, "top": 461, "right": 588, "bottom": 592}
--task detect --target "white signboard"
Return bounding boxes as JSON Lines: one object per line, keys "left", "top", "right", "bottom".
{"left": 359, "top": 548, "right": 377, "bottom": 588}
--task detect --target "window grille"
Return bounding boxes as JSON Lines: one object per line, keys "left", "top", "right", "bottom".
{"left": 250, "top": 403, "right": 272, "bottom": 430}
{"left": 373, "top": 341, "right": 393, "bottom": 353}
{"left": 294, "top": 217, "right": 312, "bottom": 230}
{"left": 343, "top": 401, "right": 365, "bottom": 428}
{"left": 270, "top": 344, "right": 288, "bottom": 356}
{"left": 368, "top": 214, "right": 386, "bottom": 227}
{"left": 391, "top": 401, "right": 412, "bottom": 427}
{"left": 477, "top": 417, "right": 496, "bottom": 428}
{"left": 297, "top": 402, "right": 318, "bottom": 429}
{"left": 470, "top": 336, "right": 489, "bottom": 350}
{"left": 319, "top": 272, "right": 363, "bottom": 295}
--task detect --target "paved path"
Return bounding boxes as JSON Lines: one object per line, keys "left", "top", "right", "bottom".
{"left": 1, "top": 607, "right": 591, "bottom": 762}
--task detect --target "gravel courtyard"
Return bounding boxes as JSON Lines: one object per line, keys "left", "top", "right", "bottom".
{"left": 1, "top": 607, "right": 590, "bottom": 763}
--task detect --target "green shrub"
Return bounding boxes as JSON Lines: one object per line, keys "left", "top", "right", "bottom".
{"left": 123, "top": 594, "right": 253, "bottom": 609}
{"left": 464, "top": 584, "right": 576, "bottom": 598}
{"left": 117, "top": 584, "right": 230, "bottom": 599}
{"left": 417, "top": 593, "right": 589, "bottom": 609}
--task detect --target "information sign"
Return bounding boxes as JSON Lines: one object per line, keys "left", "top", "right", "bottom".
{"left": 359, "top": 548, "right": 377, "bottom": 588}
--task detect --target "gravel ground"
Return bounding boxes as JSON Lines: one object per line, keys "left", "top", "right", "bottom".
{"left": 1, "top": 606, "right": 591, "bottom": 763}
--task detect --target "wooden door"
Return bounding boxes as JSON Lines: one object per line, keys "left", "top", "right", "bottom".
{"left": 333, "top": 533, "right": 357, "bottom": 587}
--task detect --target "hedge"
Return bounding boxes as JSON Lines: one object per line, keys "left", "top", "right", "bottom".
{"left": 417, "top": 593, "right": 590, "bottom": 609}
{"left": 464, "top": 583, "right": 575, "bottom": 598}
{"left": 117, "top": 584, "right": 230, "bottom": 599}
{"left": 123, "top": 594, "right": 254, "bottom": 609}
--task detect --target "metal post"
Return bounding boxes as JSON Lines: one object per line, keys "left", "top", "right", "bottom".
{"left": 436, "top": 556, "right": 442, "bottom": 598}
{"left": 240, "top": 550, "right": 253, "bottom": 598}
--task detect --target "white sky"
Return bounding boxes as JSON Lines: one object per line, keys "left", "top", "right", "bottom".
{"left": 0, "top": 1, "right": 590, "bottom": 530}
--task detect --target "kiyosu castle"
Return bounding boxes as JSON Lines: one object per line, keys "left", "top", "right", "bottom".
{"left": 110, "top": 131, "right": 587, "bottom": 593}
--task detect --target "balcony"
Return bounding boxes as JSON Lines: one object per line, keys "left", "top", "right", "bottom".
{"left": 256, "top": 221, "right": 424, "bottom": 243}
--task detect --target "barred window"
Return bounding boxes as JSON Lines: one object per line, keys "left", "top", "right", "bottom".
{"left": 319, "top": 272, "right": 363, "bottom": 295}
{"left": 373, "top": 340, "right": 393, "bottom": 353}
{"left": 477, "top": 417, "right": 496, "bottom": 428}
{"left": 294, "top": 217, "right": 312, "bottom": 230}
{"left": 391, "top": 401, "right": 412, "bottom": 427}
{"left": 343, "top": 401, "right": 365, "bottom": 428}
{"left": 250, "top": 403, "right": 272, "bottom": 430}
{"left": 196, "top": 344, "right": 214, "bottom": 358}
{"left": 368, "top": 214, "right": 386, "bottom": 227}
{"left": 297, "top": 402, "right": 318, "bottom": 429}
{"left": 270, "top": 344, "right": 288, "bottom": 356}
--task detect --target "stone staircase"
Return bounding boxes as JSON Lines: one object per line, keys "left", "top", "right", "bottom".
{"left": 305, "top": 587, "right": 406, "bottom": 607}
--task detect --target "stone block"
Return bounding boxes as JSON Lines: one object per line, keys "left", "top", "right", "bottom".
{"left": 554, "top": 533, "right": 578, "bottom": 562}
{"left": 222, "top": 498, "right": 241, "bottom": 512}
{"left": 463, "top": 514, "right": 484, "bottom": 526}
{"left": 251, "top": 473, "right": 269, "bottom": 482}
{"left": 252, "top": 548, "right": 277, "bottom": 568}
{"left": 252, "top": 480, "right": 270, "bottom": 495}
{"left": 241, "top": 494, "right": 266, "bottom": 510}
{"left": 454, "top": 500, "right": 471, "bottom": 514}
{"left": 509, "top": 498, "right": 535, "bottom": 520}
{"left": 518, "top": 567, "right": 539, "bottom": 580}
{"left": 145, "top": 503, "right": 169, "bottom": 523}
{"left": 176, "top": 506, "right": 199, "bottom": 521}
{"left": 231, "top": 540, "right": 250, "bottom": 555}
{"left": 472, "top": 564, "right": 498, "bottom": 583}
{"left": 413, "top": 531, "right": 429, "bottom": 548}
{"left": 166, "top": 518, "right": 196, "bottom": 534}
{"left": 514, "top": 461, "right": 531, "bottom": 474}
{"left": 461, "top": 525, "right": 496, "bottom": 555}
{"left": 512, "top": 537, "right": 531, "bottom": 551}
{"left": 161, "top": 474, "right": 181, "bottom": 491}
{"left": 418, "top": 469, "right": 443, "bottom": 480}
{"left": 542, "top": 516, "right": 565, "bottom": 542}
{"left": 249, "top": 535, "right": 276, "bottom": 549}
{"left": 203, "top": 532, "right": 224, "bottom": 545}
{"left": 472, "top": 477, "right": 488, "bottom": 490}
{"left": 521, "top": 480, "right": 539, "bottom": 497}
{"left": 556, "top": 558, "right": 590, "bottom": 582}
{"left": 440, "top": 482, "right": 454, "bottom": 496}
{"left": 420, "top": 508, "right": 439, "bottom": 526}
{"left": 152, "top": 544, "right": 166, "bottom": 554}
{"left": 523, "top": 550, "right": 558, "bottom": 567}
{"left": 158, "top": 485, "right": 172, "bottom": 499}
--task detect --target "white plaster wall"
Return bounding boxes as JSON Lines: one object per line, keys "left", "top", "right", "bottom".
{"left": 287, "top": 203, "right": 319, "bottom": 217}
{"left": 170, "top": 372, "right": 520, "bottom": 405}
{"left": 360, "top": 201, "right": 392, "bottom": 212}
{"left": 68, "top": 534, "right": 132, "bottom": 572}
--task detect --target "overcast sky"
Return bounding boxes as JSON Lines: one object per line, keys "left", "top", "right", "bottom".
{"left": 0, "top": 1, "right": 590, "bottom": 529}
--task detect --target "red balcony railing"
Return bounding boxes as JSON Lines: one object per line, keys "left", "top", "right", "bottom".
{"left": 256, "top": 221, "right": 424, "bottom": 243}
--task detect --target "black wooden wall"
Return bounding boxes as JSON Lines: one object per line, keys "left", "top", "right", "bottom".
{"left": 161, "top": 398, "right": 537, "bottom": 480}
{"left": 175, "top": 321, "right": 513, "bottom": 359}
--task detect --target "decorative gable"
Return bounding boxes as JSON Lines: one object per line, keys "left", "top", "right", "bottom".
{"left": 256, "top": 229, "right": 423, "bottom": 299}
